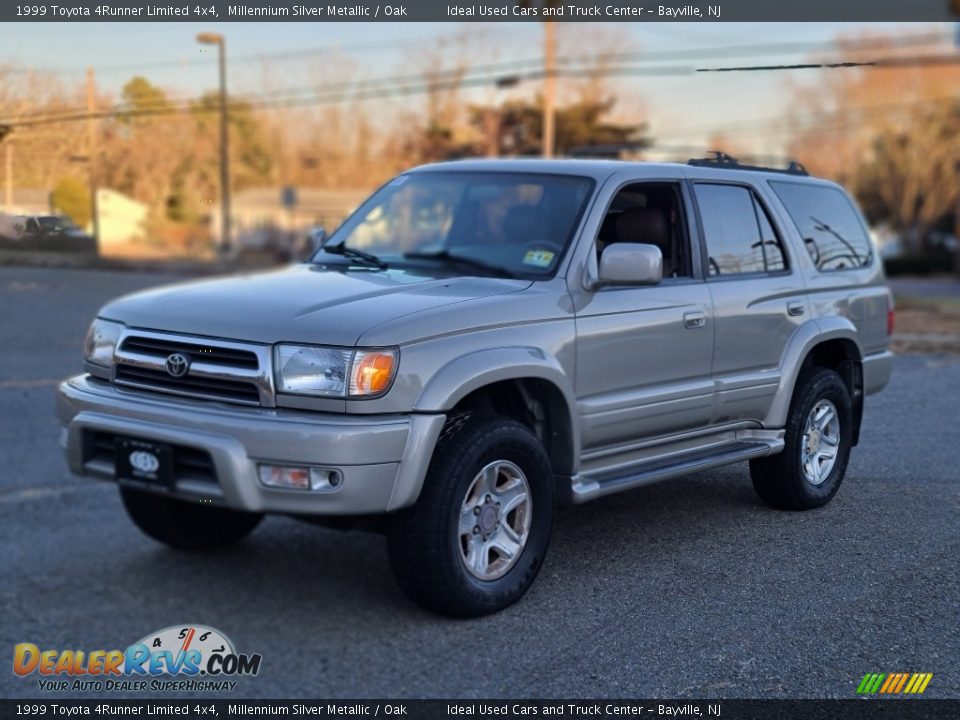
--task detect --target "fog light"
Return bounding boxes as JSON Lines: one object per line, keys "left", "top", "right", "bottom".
{"left": 308, "top": 468, "right": 342, "bottom": 491}
{"left": 258, "top": 464, "right": 342, "bottom": 492}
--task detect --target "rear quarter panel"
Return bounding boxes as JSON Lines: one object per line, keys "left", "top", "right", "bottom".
{"left": 761, "top": 177, "right": 890, "bottom": 358}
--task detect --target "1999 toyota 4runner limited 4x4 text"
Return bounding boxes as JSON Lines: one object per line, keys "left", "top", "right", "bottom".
{"left": 58, "top": 155, "right": 893, "bottom": 616}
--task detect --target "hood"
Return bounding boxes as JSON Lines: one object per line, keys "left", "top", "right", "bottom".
{"left": 100, "top": 264, "right": 532, "bottom": 346}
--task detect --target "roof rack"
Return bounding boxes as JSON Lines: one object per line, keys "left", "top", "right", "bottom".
{"left": 687, "top": 151, "right": 809, "bottom": 176}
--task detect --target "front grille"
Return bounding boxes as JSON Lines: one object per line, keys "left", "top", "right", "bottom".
{"left": 115, "top": 365, "right": 261, "bottom": 404}
{"left": 84, "top": 431, "right": 217, "bottom": 484}
{"left": 120, "top": 336, "right": 258, "bottom": 369}
{"left": 111, "top": 330, "right": 272, "bottom": 407}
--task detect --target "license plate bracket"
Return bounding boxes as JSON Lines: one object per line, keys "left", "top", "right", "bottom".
{"left": 114, "top": 437, "right": 174, "bottom": 489}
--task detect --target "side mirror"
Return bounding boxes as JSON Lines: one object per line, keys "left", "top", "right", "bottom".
{"left": 596, "top": 243, "right": 663, "bottom": 287}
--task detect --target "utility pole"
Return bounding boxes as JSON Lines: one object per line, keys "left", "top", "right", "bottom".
{"left": 86, "top": 67, "right": 100, "bottom": 244}
{"left": 1, "top": 125, "right": 12, "bottom": 211}
{"left": 198, "top": 32, "right": 231, "bottom": 255}
{"left": 954, "top": 15, "right": 960, "bottom": 274}
{"left": 542, "top": 20, "right": 556, "bottom": 158}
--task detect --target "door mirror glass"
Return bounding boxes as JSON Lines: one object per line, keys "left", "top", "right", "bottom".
{"left": 597, "top": 243, "right": 663, "bottom": 286}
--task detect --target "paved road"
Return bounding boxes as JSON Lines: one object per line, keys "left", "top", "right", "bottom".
{"left": 1, "top": 267, "right": 958, "bottom": 700}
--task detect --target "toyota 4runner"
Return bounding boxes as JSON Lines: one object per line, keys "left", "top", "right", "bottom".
{"left": 58, "top": 156, "right": 893, "bottom": 616}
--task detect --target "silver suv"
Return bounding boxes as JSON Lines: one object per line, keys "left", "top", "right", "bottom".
{"left": 58, "top": 156, "right": 893, "bottom": 616}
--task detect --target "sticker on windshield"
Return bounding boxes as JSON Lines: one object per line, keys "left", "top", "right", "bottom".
{"left": 523, "top": 249, "right": 555, "bottom": 268}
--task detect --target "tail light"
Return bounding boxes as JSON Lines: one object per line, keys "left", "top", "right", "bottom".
{"left": 886, "top": 291, "right": 895, "bottom": 336}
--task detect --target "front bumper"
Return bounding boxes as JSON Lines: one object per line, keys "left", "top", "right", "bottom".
{"left": 57, "top": 375, "right": 445, "bottom": 515}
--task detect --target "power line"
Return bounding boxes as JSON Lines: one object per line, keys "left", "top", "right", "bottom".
{"left": 655, "top": 95, "right": 960, "bottom": 141}
{"left": 698, "top": 52, "right": 960, "bottom": 73}
{"left": 4, "top": 28, "right": 949, "bottom": 78}
{"left": 3, "top": 50, "right": 959, "bottom": 133}
{"left": 5, "top": 26, "right": 541, "bottom": 76}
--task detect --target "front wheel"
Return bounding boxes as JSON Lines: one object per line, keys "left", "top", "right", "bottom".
{"left": 750, "top": 367, "right": 853, "bottom": 510}
{"left": 120, "top": 487, "right": 263, "bottom": 551}
{"left": 388, "top": 415, "right": 555, "bottom": 617}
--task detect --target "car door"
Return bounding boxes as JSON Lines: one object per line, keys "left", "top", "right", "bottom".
{"left": 570, "top": 177, "right": 716, "bottom": 458}
{"left": 690, "top": 179, "right": 809, "bottom": 426}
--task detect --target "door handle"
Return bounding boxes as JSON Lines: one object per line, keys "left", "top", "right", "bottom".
{"left": 683, "top": 311, "right": 706, "bottom": 329}
{"left": 787, "top": 301, "right": 806, "bottom": 317}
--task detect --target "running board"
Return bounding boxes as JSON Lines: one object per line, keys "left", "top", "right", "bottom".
{"left": 568, "top": 440, "right": 783, "bottom": 504}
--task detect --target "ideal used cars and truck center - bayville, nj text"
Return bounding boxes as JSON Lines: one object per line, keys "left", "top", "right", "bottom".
{"left": 15, "top": 5, "right": 717, "bottom": 19}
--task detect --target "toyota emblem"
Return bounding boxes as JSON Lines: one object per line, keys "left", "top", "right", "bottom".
{"left": 165, "top": 353, "right": 190, "bottom": 378}
{"left": 129, "top": 450, "right": 160, "bottom": 475}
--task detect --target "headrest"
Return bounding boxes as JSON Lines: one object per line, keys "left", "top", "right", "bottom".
{"left": 615, "top": 207, "right": 669, "bottom": 249}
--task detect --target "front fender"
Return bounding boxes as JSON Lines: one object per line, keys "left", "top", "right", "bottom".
{"left": 763, "top": 316, "right": 862, "bottom": 428}
{"left": 413, "top": 346, "right": 581, "bottom": 470}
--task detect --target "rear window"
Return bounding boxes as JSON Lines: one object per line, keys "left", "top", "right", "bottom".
{"left": 770, "top": 181, "right": 873, "bottom": 271}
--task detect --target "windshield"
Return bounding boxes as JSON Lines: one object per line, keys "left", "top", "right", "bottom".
{"left": 315, "top": 171, "right": 595, "bottom": 277}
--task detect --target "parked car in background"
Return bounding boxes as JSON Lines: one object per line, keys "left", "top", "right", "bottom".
{"left": 1, "top": 213, "right": 96, "bottom": 253}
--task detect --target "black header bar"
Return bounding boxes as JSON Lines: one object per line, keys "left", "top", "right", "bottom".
{"left": 2, "top": 699, "right": 959, "bottom": 720}
{"left": 2, "top": 0, "right": 958, "bottom": 23}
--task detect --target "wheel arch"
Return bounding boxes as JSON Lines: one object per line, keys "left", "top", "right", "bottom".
{"left": 765, "top": 318, "right": 865, "bottom": 444}
{"left": 413, "top": 347, "right": 579, "bottom": 477}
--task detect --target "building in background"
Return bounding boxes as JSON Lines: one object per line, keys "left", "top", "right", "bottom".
{"left": 96, "top": 188, "right": 147, "bottom": 257}
{"left": 213, "top": 186, "right": 370, "bottom": 257}
{"left": 2, "top": 187, "right": 51, "bottom": 216}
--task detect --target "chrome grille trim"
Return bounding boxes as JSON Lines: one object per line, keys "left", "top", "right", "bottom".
{"left": 112, "top": 329, "right": 275, "bottom": 407}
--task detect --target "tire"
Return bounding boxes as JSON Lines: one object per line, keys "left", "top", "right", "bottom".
{"left": 750, "top": 367, "right": 853, "bottom": 510}
{"left": 388, "top": 415, "right": 556, "bottom": 617}
{"left": 120, "top": 486, "right": 263, "bottom": 552}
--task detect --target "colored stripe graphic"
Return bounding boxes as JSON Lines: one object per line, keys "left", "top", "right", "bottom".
{"left": 879, "top": 674, "right": 897, "bottom": 693}
{"left": 857, "top": 672, "right": 933, "bottom": 694}
{"left": 893, "top": 673, "right": 909, "bottom": 693}
{"left": 857, "top": 673, "right": 885, "bottom": 694}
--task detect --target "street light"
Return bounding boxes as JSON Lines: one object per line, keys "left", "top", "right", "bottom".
{"left": 197, "top": 32, "right": 231, "bottom": 255}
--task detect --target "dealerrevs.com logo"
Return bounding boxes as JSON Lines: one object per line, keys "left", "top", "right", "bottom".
{"left": 13, "top": 625, "right": 262, "bottom": 692}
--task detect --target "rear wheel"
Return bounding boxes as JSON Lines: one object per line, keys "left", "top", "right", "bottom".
{"left": 750, "top": 367, "right": 853, "bottom": 510}
{"left": 120, "top": 487, "right": 263, "bottom": 551}
{"left": 388, "top": 415, "right": 555, "bottom": 617}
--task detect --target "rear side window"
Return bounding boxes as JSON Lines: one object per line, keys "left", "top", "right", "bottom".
{"left": 693, "top": 184, "right": 788, "bottom": 276}
{"left": 770, "top": 181, "right": 873, "bottom": 271}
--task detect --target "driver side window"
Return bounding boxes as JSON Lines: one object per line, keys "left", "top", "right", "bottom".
{"left": 596, "top": 182, "right": 691, "bottom": 279}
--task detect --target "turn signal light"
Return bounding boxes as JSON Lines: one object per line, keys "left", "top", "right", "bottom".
{"left": 350, "top": 350, "right": 396, "bottom": 396}
{"left": 258, "top": 464, "right": 342, "bottom": 492}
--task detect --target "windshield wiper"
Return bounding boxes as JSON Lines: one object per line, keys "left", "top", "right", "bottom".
{"left": 403, "top": 250, "right": 515, "bottom": 278}
{"left": 321, "top": 241, "right": 387, "bottom": 269}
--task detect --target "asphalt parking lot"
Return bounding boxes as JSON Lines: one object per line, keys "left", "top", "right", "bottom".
{"left": 1, "top": 266, "right": 957, "bottom": 700}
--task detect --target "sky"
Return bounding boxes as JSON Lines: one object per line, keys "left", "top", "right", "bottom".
{"left": 1, "top": 21, "right": 954, "bottom": 157}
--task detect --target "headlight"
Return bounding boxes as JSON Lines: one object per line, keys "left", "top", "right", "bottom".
{"left": 83, "top": 319, "right": 123, "bottom": 367}
{"left": 274, "top": 345, "right": 398, "bottom": 398}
